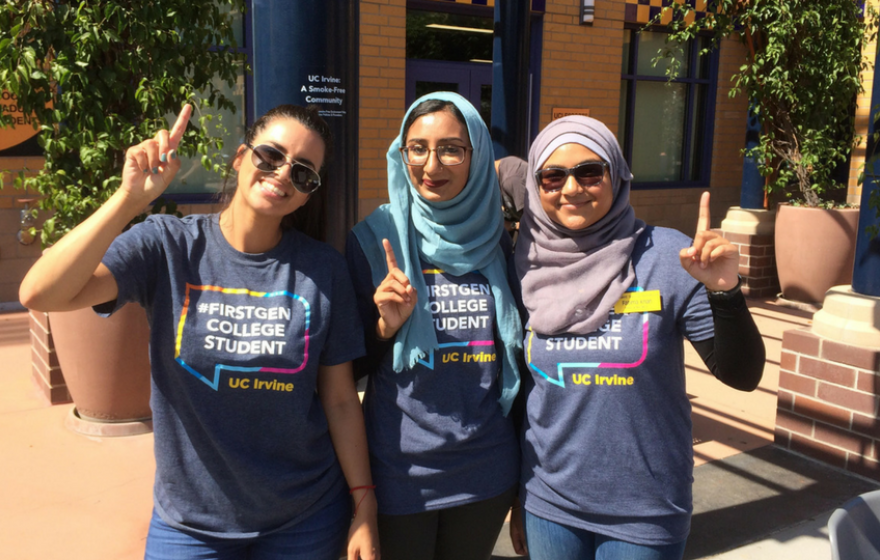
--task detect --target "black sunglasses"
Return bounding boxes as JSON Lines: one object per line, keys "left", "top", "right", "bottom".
{"left": 535, "top": 161, "right": 609, "bottom": 193}
{"left": 247, "top": 143, "right": 322, "bottom": 194}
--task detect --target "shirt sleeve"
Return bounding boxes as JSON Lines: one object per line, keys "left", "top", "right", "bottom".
{"left": 691, "top": 288, "right": 766, "bottom": 391}
{"left": 318, "top": 249, "right": 367, "bottom": 366}
{"left": 97, "top": 217, "right": 167, "bottom": 315}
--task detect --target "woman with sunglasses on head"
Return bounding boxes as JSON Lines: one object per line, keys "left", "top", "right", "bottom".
{"left": 19, "top": 104, "right": 378, "bottom": 560}
{"left": 508, "top": 116, "right": 765, "bottom": 560}
{"left": 345, "top": 92, "right": 523, "bottom": 560}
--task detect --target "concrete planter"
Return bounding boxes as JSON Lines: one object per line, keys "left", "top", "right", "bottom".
{"left": 48, "top": 302, "right": 152, "bottom": 435}
{"left": 775, "top": 204, "right": 859, "bottom": 305}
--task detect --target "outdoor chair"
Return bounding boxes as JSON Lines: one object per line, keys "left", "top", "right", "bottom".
{"left": 829, "top": 489, "right": 880, "bottom": 560}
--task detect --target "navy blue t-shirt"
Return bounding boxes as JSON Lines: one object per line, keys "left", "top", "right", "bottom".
{"left": 519, "top": 226, "right": 714, "bottom": 545}
{"left": 347, "top": 234, "right": 519, "bottom": 515}
{"left": 101, "top": 214, "right": 365, "bottom": 537}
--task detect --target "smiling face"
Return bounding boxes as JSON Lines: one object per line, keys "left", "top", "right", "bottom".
{"left": 231, "top": 117, "right": 325, "bottom": 221}
{"left": 403, "top": 110, "right": 472, "bottom": 203}
{"left": 537, "top": 143, "right": 614, "bottom": 231}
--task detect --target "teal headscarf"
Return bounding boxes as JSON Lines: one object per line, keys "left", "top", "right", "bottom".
{"left": 352, "top": 91, "right": 523, "bottom": 415}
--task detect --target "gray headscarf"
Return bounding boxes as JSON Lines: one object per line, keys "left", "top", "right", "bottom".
{"left": 514, "top": 116, "right": 646, "bottom": 336}
{"left": 497, "top": 155, "right": 526, "bottom": 222}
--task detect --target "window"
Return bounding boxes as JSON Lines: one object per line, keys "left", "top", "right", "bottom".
{"left": 405, "top": 9, "right": 494, "bottom": 126}
{"left": 166, "top": 4, "right": 250, "bottom": 198}
{"left": 619, "top": 28, "right": 718, "bottom": 188}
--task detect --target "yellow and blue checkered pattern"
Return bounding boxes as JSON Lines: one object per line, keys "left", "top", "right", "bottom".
{"left": 423, "top": 0, "right": 547, "bottom": 11}
{"left": 624, "top": 0, "right": 710, "bottom": 25}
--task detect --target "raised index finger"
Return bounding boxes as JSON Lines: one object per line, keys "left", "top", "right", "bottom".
{"left": 168, "top": 104, "right": 192, "bottom": 150}
{"left": 382, "top": 238, "right": 399, "bottom": 272}
{"left": 695, "top": 191, "right": 711, "bottom": 234}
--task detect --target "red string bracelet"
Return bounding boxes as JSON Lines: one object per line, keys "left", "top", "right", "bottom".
{"left": 350, "top": 485, "right": 376, "bottom": 519}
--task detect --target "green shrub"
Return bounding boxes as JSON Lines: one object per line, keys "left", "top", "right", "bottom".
{"left": 655, "top": 0, "right": 878, "bottom": 207}
{"left": 0, "top": 0, "right": 246, "bottom": 244}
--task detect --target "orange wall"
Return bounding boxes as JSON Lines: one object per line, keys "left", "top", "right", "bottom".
{"left": 0, "top": 159, "right": 43, "bottom": 304}
{"left": 538, "top": 0, "right": 627, "bottom": 130}
{"left": 358, "top": 0, "right": 408, "bottom": 220}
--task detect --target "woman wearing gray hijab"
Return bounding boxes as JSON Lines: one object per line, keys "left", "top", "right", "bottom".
{"left": 508, "top": 116, "right": 765, "bottom": 560}
{"left": 495, "top": 155, "right": 527, "bottom": 235}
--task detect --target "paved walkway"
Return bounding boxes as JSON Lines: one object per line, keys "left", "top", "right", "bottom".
{"left": 1, "top": 299, "right": 876, "bottom": 559}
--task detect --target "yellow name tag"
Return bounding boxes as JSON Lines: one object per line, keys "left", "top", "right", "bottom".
{"left": 614, "top": 290, "right": 662, "bottom": 314}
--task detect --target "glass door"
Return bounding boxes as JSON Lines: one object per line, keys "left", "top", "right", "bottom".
{"left": 406, "top": 60, "right": 492, "bottom": 125}
{"left": 405, "top": 8, "right": 494, "bottom": 125}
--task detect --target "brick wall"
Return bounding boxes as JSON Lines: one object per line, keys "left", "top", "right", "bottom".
{"left": 29, "top": 310, "right": 70, "bottom": 405}
{"left": 709, "top": 36, "right": 750, "bottom": 214}
{"left": 0, "top": 158, "right": 44, "bottom": 304}
{"left": 538, "top": 0, "right": 626, "bottom": 132}
{"left": 777, "top": 328, "right": 880, "bottom": 481}
{"left": 357, "top": 0, "right": 407, "bottom": 220}
{"left": 723, "top": 230, "right": 778, "bottom": 298}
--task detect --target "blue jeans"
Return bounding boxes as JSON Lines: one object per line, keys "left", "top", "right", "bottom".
{"left": 144, "top": 493, "right": 350, "bottom": 560}
{"left": 524, "top": 510, "right": 687, "bottom": 560}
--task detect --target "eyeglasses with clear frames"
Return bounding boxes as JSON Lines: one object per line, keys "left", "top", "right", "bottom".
{"left": 399, "top": 144, "right": 473, "bottom": 167}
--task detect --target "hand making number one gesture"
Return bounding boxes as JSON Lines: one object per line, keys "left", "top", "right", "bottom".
{"left": 374, "top": 238, "right": 418, "bottom": 341}
{"left": 679, "top": 191, "right": 740, "bottom": 292}
{"left": 121, "top": 103, "right": 193, "bottom": 202}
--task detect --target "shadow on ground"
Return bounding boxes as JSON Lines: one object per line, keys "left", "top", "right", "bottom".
{"left": 490, "top": 445, "right": 879, "bottom": 560}
{"left": 686, "top": 445, "right": 879, "bottom": 559}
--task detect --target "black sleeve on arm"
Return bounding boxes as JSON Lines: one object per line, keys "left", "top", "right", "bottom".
{"left": 345, "top": 232, "right": 394, "bottom": 381}
{"left": 691, "top": 287, "right": 766, "bottom": 392}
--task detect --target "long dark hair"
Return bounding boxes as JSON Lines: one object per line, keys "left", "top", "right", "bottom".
{"left": 221, "top": 104, "right": 333, "bottom": 242}
{"left": 401, "top": 98, "right": 467, "bottom": 143}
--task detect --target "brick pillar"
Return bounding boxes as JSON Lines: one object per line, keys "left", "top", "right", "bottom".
{"left": 720, "top": 207, "right": 779, "bottom": 298}
{"left": 28, "top": 310, "right": 70, "bottom": 405}
{"left": 776, "top": 328, "right": 880, "bottom": 481}
{"left": 357, "top": 0, "right": 406, "bottom": 220}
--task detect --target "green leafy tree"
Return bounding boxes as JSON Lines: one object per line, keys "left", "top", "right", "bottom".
{"left": 0, "top": 0, "right": 246, "bottom": 244}
{"left": 654, "top": 0, "right": 878, "bottom": 207}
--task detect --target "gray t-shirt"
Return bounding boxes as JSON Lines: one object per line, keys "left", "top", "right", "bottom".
{"left": 101, "top": 214, "right": 364, "bottom": 537}
{"left": 520, "top": 226, "right": 713, "bottom": 545}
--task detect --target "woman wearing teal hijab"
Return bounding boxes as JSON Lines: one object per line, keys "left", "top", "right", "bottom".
{"left": 346, "top": 92, "right": 523, "bottom": 560}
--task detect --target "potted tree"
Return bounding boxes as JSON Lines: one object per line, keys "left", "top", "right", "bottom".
{"left": 0, "top": 1, "right": 245, "bottom": 432}
{"left": 657, "top": 0, "right": 878, "bottom": 305}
